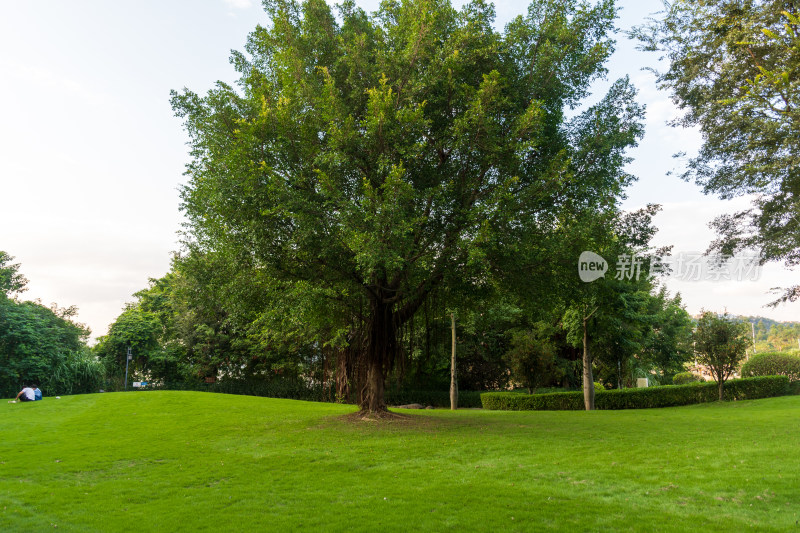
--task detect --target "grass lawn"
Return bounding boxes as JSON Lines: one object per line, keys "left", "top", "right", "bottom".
{"left": 1, "top": 391, "right": 799, "bottom": 532}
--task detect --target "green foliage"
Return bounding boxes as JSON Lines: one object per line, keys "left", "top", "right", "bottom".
{"left": 481, "top": 390, "right": 583, "bottom": 410}
{"left": 636, "top": 2, "right": 800, "bottom": 303}
{"left": 0, "top": 253, "right": 96, "bottom": 397}
{"left": 693, "top": 311, "right": 751, "bottom": 399}
{"left": 451, "top": 300, "right": 521, "bottom": 391}
{"left": 481, "top": 376, "right": 790, "bottom": 410}
{"left": 504, "top": 322, "right": 560, "bottom": 393}
{"left": 93, "top": 305, "right": 166, "bottom": 388}
{"left": 149, "top": 378, "right": 328, "bottom": 402}
{"left": 741, "top": 352, "right": 800, "bottom": 381}
{"left": 141, "top": 379, "right": 485, "bottom": 408}
{"left": 672, "top": 371, "right": 704, "bottom": 385}
{"left": 742, "top": 315, "right": 800, "bottom": 352}
{"left": 0, "top": 297, "right": 90, "bottom": 397}
{"left": 171, "top": 0, "right": 641, "bottom": 411}
{"left": 45, "top": 350, "right": 105, "bottom": 396}
{"left": 0, "top": 251, "right": 28, "bottom": 297}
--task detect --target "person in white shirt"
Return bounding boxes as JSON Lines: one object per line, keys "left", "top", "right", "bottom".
{"left": 14, "top": 386, "right": 35, "bottom": 402}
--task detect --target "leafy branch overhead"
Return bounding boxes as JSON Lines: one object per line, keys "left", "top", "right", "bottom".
{"left": 635, "top": 0, "right": 800, "bottom": 303}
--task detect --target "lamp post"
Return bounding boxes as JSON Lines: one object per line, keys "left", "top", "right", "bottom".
{"left": 125, "top": 346, "right": 132, "bottom": 391}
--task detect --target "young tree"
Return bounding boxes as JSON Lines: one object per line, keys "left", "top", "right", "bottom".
{"left": 693, "top": 311, "right": 751, "bottom": 401}
{"left": 560, "top": 204, "right": 661, "bottom": 409}
{"left": 173, "top": 0, "right": 641, "bottom": 413}
{"left": 636, "top": 1, "right": 800, "bottom": 303}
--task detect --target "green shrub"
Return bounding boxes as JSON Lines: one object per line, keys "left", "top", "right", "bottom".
{"left": 46, "top": 350, "right": 105, "bottom": 396}
{"left": 740, "top": 352, "right": 800, "bottom": 381}
{"left": 672, "top": 371, "right": 704, "bottom": 385}
{"left": 481, "top": 376, "right": 790, "bottom": 410}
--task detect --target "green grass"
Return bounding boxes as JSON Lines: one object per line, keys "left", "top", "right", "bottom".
{"left": 1, "top": 392, "right": 799, "bottom": 532}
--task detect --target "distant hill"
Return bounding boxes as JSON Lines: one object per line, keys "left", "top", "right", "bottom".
{"left": 688, "top": 314, "right": 800, "bottom": 352}
{"left": 739, "top": 316, "right": 800, "bottom": 353}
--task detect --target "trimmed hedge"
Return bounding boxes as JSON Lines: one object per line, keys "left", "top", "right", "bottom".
{"left": 148, "top": 379, "right": 329, "bottom": 402}
{"left": 143, "top": 379, "right": 483, "bottom": 407}
{"left": 481, "top": 376, "right": 791, "bottom": 411}
{"left": 741, "top": 352, "right": 800, "bottom": 382}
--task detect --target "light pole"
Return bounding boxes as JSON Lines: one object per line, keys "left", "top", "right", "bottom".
{"left": 125, "top": 346, "right": 132, "bottom": 390}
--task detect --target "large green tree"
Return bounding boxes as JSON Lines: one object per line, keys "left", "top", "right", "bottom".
{"left": 637, "top": 0, "right": 800, "bottom": 302}
{"left": 173, "top": 0, "right": 642, "bottom": 412}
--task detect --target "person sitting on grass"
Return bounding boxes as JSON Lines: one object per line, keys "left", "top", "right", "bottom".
{"left": 33, "top": 385, "right": 42, "bottom": 401}
{"left": 14, "top": 385, "right": 35, "bottom": 403}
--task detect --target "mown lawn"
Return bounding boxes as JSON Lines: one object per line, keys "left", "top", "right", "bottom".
{"left": 1, "top": 391, "right": 798, "bottom": 532}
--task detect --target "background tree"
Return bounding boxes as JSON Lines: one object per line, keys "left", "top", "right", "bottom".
{"left": 505, "top": 322, "right": 560, "bottom": 393}
{"left": 172, "top": 0, "right": 642, "bottom": 413}
{"left": 94, "top": 304, "right": 164, "bottom": 388}
{"left": 636, "top": 287, "right": 694, "bottom": 381}
{"left": 636, "top": 1, "right": 800, "bottom": 303}
{"left": 0, "top": 251, "right": 28, "bottom": 298}
{"left": 0, "top": 253, "right": 100, "bottom": 397}
{"left": 559, "top": 203, "right": 662, "bottom": 409}
{"left": 693, "top": 311, "right": 751, "bottom": 400}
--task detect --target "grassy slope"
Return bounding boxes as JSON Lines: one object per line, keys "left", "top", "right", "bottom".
{"left": 1, "top": 392, "right": 798, "bottom": 532}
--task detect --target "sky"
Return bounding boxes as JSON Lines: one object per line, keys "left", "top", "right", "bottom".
{"left": 0, "top": 0, "right": 797, "bottom": 341}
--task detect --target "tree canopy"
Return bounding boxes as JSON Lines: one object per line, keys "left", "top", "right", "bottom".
{"left": 693, "top": 311, "right": 751, "bottom": 400}
{"left": 636, "top": 0, "right": 800, "bottom": 303}
{"left": 0, "top": 251, "right": 28, "bottom": 298}
{"left": 172, "top": 0, "right": 644, "bottom": 412}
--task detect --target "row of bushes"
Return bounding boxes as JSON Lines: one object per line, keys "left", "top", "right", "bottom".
{"left": 146, "top": 379, "right": 330, "bottom": 402}
{"left": 481, "top": 376, "right": 791, "bottom": 411}
{"left": 141, "top": 379, "right": 484, "bottom": 408}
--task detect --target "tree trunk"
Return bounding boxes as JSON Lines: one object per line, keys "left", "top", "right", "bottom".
{"left": 450, "top": 313, "right": 458, "bottom": 410}
{"left": 364, "top": 356, "right": 386, "bottom": 412}
{"left": 718, "top": 378, "right": 724, "bottom": 401}
{"left": 359, "top": 298, "right": 394, "bottom": 413}
{"left": 582, "top": 317, "right": 595, "bottom": 411}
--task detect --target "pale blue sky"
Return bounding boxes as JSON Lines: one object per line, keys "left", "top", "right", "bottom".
{"left": 0, "top": 0, "right": 796, "bottom": 340}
